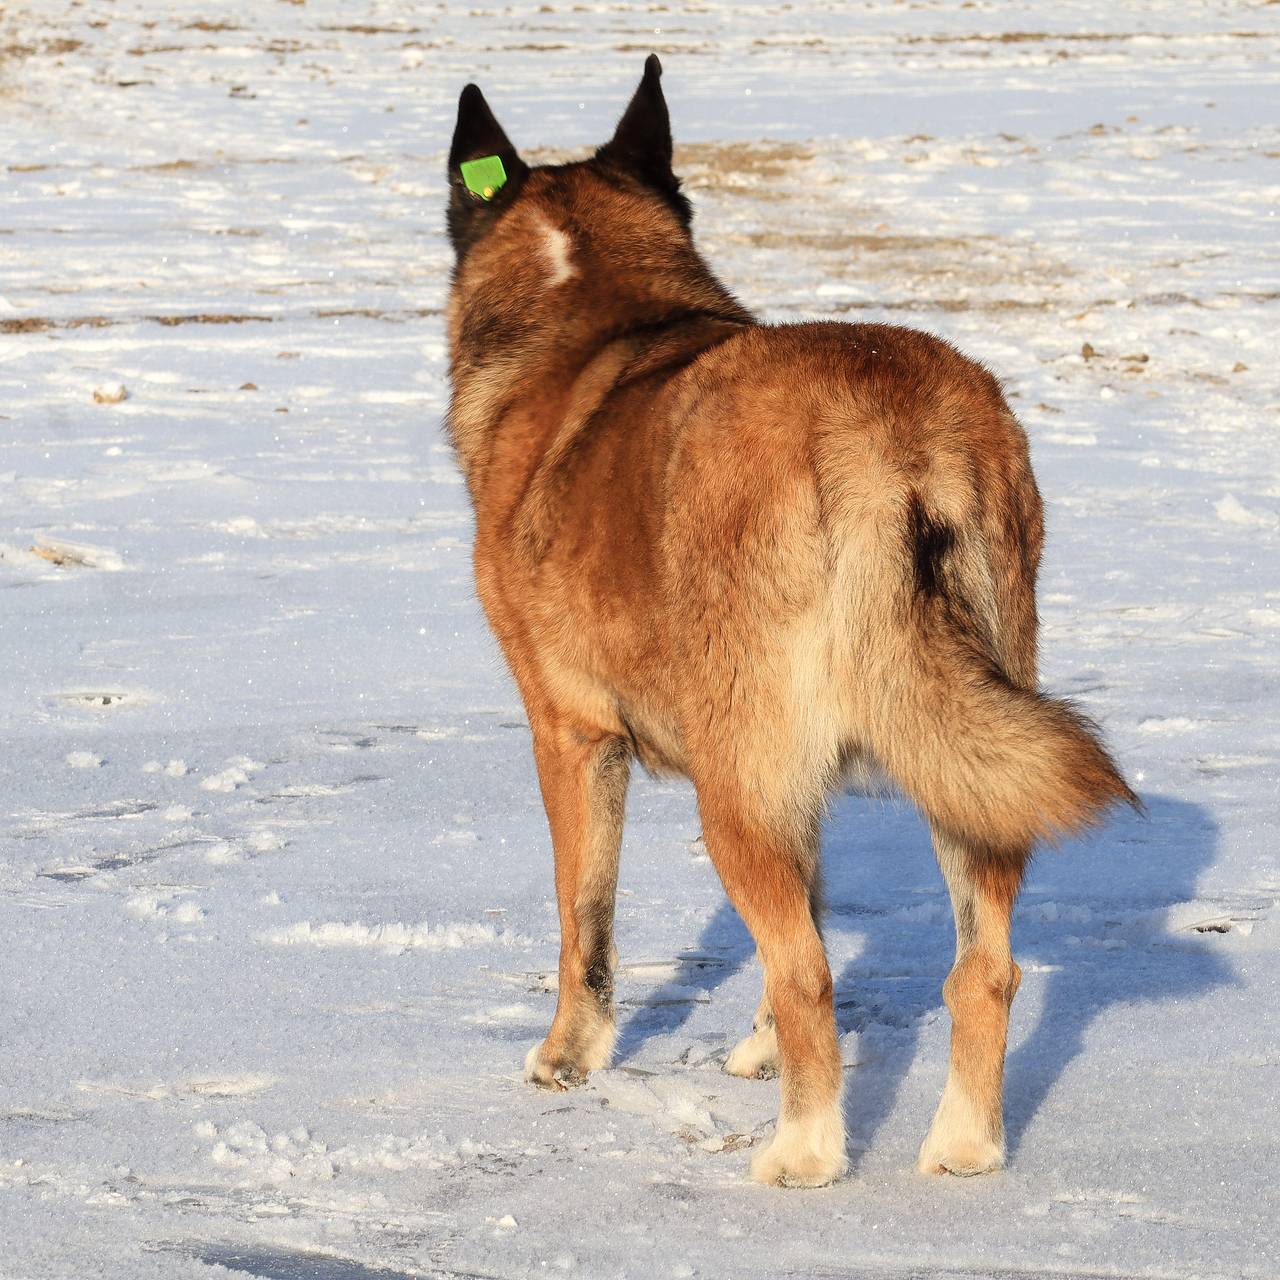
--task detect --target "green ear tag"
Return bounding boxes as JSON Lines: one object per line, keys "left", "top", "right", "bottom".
{"left": 460, "top": 154, "right": 508, "bottom": 201}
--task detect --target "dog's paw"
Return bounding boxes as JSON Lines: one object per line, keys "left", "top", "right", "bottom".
{"left": 917, "top": 1077, "right": 1005, "bottom": 1176}
{"left": 916, "top": 1134, "right": 1004, "bottom": 1177}
{"left": 748, "top": 1105, "right": 847, "bottom": 1188}
{"left": 522, "top": 1043, "right": 581, "bottom": 1090}
{"left": 723, "top": 1024, "right": 779, "bottom": 1079}
{"left": 522, "top": 1019, "right": 615, "bottom": 1090}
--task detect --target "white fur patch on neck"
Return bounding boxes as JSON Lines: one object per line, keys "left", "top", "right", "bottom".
{"left": 532, "top": 213, "right": 576, "bottom": 287}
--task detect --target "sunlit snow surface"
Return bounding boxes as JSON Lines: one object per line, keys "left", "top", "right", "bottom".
{"left": 1, "top": 3, "right": 1278, "bottom": 1277}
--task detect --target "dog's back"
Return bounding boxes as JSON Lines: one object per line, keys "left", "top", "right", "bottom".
{"left": 462, "top": 296, "right": 1131, "bottom": 850}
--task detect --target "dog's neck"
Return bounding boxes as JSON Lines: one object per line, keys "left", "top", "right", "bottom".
{"left": 445, "top": 242, "right": 751, "bottom": 495}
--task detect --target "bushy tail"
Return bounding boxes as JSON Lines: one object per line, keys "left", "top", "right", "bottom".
{"left": 853, "top": 527, "right": 1138, "bottom": 855}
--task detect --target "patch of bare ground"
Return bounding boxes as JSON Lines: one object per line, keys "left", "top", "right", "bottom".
{"left": 0, "top": 314, "right": 267, "bottom": 333}
{"left": 0, "top": 318, "right": 55, "bottom": 335}
{"left": 126, "top": 45, "right": 220, "bottom": 57}
{"left": 738, "top": 230, "right": 986, "bottom": 255}
{"left": 136, "top": 159, "right": 200, "bottom": 172}
{"left": 150, "top": 313, "right": 273, "bottom": 326}
{"left": 0, "top": 38, "right": 82, "bottom": 60}
{"left": 612, "top": 43, "right": 701, "bottom": 56}
{"left": 516, "top": 141, "right": 815, "bottom": 194}
{"left": 902, "top": 30, "right": 1266, "bottom": 45}
{"left": 1, "top": 308, "right": 442, "bottom": 334}
{"left": 677, "top": 141, "right": 816, "bottom": 183}
{"left": 820, "top": 297, "right": 1057, "bottom": 315}
{"left": 0, "top": 7, "right": 76, "bottom": 96}
{"left": 318, "top": 25, "right": 425, "bottom": 35}
{"left": 728, "top": 217, "right": 1074, "bottom": 296}
{"left": 128, "top": 157, "right": 297, "bottom": 172}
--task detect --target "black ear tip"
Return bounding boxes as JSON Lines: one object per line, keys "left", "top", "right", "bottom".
{"left": 644, "top": 53, "right": 663, "bottom": 80}
{"left": 458, "top": 83, "right": 487, "bottom": 110}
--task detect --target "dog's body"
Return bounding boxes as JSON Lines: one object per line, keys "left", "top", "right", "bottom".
{"left": 446, "top": 57, "right": 1135, "bottom": 1187}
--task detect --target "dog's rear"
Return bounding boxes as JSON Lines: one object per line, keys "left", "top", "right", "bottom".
{"left": 445, "top": 57, "right": 1136, "bottom": 1188}
{"left": 662, "top": 321, "right": 1135, "bottom": 845}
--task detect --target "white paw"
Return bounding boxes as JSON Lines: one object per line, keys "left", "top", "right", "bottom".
{"left": 916, "top": 1135, "right": 1004, "bottom": 1177}
{"left": 749, "top": 1102, "right": 847, "bottom": 1188}
{"left": 523, "top": 1043, "right": 572, "bottom": 1090}
{"left": 724, "top": 1023, "right": 779, "bottom": 1079}
{"left": 917, "top": 1073, "right": 1004, "bottom": 1176}
{"left": 578, "top": 1016, "right": 617, "bottom": 1073}
{"left": 522, "top": 1018, "right": 616, "bottom": 1089}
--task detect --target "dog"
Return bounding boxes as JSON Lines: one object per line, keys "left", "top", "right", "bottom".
{"left": 443, "top": 56, "right": 1136, "bottom": 1187}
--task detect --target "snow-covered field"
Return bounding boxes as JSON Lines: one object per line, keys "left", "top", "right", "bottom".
{"left": 2, "top": 2, "right": 1278, "bottom": 1277}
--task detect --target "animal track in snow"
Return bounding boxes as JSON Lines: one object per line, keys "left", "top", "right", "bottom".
{"left": 19, "top": 799, "right": 158, "bottom": 837}
{"left": 1136, "top": 715, "right": 1202, "bottom": 734}
{"left": 499, "top": 953, "right": 730, "bottom": 996}
{"left": 124, "top": 891, "right": 205, "bottom": 924}
{"left": 142, "top": 758, "right": 189, "bottom": 776}
{"left": 263, "top": 919, "right": 524, "bottom": 954}
{"left": 255, "top": 774, "right": 386, "bottom": 801}
{"left": 199, "top": 756, "right": 265, "bottom": 792}
{"left": 55, "top": 689, "right": 148, "bottom": 710}
{"left": 587, "top": 1069, "right": 765, "bottom": 1153}
{"left": 39, "top": 832, "right": 219, "bottom": 881}
{"left": 317, "top": 728, "right": 379, "bottom": 750}
{"left": 158, "top": 1244, "right": 421, "bottom": 1280}
{"left": 75, "top": 1073, "right": 277, "bottom": 1103}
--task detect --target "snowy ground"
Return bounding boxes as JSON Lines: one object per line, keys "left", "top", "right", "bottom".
{"left": 2, "top": 2, "right": 1279, "bottom": 1277}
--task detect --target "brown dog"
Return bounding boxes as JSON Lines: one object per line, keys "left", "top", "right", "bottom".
{"left": 444, "top": 56, "right": 1136, "bottom": 1187}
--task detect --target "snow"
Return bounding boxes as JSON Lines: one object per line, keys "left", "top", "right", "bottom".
{"left": 263, "top": 919, "right": 522, "bottom": 955}
{"left": 64, "top": 751, "right": 103, "bottom": 770}
{"left": 2, "top": 2, "right": 1278, "bottom": 1278}
{"left": 199, "top": 757, "right": 266, "bottom": 794}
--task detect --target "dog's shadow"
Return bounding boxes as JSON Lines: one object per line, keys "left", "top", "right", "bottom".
{"left": 617, "top": 791, "right": 1230, "bottom": 1165}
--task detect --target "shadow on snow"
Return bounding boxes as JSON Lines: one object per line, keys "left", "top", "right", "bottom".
{"left": 616, "top": 791, "right": 1229, "bottom": 1166}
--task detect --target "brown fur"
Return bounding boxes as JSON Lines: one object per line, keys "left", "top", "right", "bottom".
{"left": 445, "top": 60, "right": 1137, "bottom": 1185}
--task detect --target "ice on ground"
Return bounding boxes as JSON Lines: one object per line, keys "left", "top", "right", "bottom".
{"left": 1216, "top": 492, "right": 1278, "bottom": 529}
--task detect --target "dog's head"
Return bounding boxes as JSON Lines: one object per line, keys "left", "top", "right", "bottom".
{"left": 445, "top": 56, "right": 695, "bottom": 300}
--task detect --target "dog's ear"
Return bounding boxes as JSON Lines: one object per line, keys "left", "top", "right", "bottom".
{"left": 596, "top": 55, "right": 691, "bottom": 224}
{"left": 447, "top": 84, "right": 529, "bottom": 256}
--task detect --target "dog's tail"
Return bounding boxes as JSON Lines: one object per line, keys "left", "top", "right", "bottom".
{"left": 848, "top": 496, "right": 1138, "bottom": 855}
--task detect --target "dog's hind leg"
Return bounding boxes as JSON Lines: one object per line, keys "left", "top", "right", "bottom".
{"left": 523, "top": 721, "right": 631, "bottom": 1089}
{"left": 696, "top": 779, "right": 846, "bottom": 1187}
{"left": 724, "top": 875, "right": 823, "bottom": 1080}
{"left": 917, "top": 827, "right": 1025, "bottom": 1175}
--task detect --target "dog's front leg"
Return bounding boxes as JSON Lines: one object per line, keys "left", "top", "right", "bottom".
{"left": 523, "top": 720, "right": 631, "bottom": 1089}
